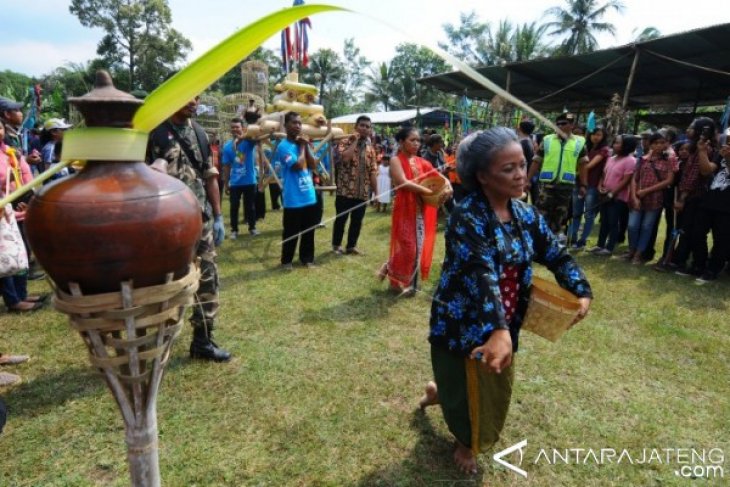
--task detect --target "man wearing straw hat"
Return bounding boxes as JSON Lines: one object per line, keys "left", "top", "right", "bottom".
{"left": 147, "top": 96, "right": 231, "bottom": 363}
{"left": 526, "top": 112, "right": 588, "bottom": 241}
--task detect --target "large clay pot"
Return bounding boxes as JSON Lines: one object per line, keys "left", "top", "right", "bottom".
{"left": 25, "top": 71, "right": 202, "bottom": 294}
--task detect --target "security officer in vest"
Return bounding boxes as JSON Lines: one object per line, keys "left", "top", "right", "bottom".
{"left": 526, "top": 112, "right": 588, "bottom": 240}
{"left": 147, "top": 96, "right": 231, "bottom": 362}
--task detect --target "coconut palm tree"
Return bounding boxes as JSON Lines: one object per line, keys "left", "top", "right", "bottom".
{"left": 488, "top": 20, "right": 515, "bottom": 65}
{"left": 544, "top": 0, "right": 625, "bottom": 55}
{"left": 301, "top": 48, "right": 346, "bottom": 113}
{"left": 513, "top": 22, "right": 550, "bottom": 62}
{"left": 365, "top": 62, "right": 395, "bottom": 111}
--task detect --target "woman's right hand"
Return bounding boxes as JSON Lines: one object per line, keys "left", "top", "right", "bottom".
{"left": 470, "top": 329, "right": 512, "bottom": 374}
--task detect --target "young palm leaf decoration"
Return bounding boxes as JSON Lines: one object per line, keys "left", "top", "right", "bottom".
{"left": 133, "top": 3, "right": 345, "bottom": 133}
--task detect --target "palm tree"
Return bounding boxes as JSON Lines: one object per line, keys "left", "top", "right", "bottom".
{"left": 488, "top": 20, "right": 514, "bottom": 65}
{"left": 365, "top": 62, "right": 395, "bottom": 111}
{"left": 544, "top": 0, "right": 625, "bottom": 55}
{"left": 301, "top": 48, "right": 346, "bottom": 112}
{"left": 512, "top": 22, "right": 549, "bottom": 62}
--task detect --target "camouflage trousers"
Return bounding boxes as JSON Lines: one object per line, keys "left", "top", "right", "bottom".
{"left": 536, "top": 183, "right": 574, "bottom": 234}
{"left": 191, "top": 224, "right": 219, "bottom": 332}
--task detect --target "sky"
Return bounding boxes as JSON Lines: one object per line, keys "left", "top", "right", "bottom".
{"left": 2, "top": 0, "right": 727, "bottom": 78}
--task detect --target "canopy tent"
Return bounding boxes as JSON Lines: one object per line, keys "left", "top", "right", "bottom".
{"left": 332, "top": 108, "right": 438, "bottom": 125}
{"left": 418, "top": 23, "right": 730, "bottom": 113}
{"left": 331, "top": 108, "right": 483, "bottom": 135}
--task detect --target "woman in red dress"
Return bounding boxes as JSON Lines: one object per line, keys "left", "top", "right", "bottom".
{"left": 379, "top": 127, "right": 451, "bottom": 295}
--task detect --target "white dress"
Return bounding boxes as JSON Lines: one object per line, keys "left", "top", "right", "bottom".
{"left": 376, "top": 164, "right": 392, "bottom": 204}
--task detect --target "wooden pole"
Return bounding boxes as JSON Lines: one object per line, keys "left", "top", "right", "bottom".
{"left": 503, "top": 70, "right": 512, "bottom": 125}
{"left": 622, "top": 48, "right": 641, "bottom": 111}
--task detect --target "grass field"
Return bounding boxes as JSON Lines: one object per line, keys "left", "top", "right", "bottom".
{"left": 1, "top": 195, "right": 728, "bottom": 486}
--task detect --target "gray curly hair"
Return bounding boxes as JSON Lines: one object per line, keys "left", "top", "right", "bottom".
{"left": 456, "top": 127, "right": 519, "bottom": 192}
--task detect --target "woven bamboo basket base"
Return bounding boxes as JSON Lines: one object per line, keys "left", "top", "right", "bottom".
{"left": 522, "top": 276, "right": 580, "bottom": 342}
{"left": 420, "top": 176, "right": 447, "bottom": 207}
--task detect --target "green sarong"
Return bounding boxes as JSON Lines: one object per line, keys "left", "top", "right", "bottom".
{"left": 431, "top": 345, "right": 515, "bottom": 454}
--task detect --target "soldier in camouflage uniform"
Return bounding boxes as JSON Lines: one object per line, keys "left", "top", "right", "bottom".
{"left": 526, "top": 113, "right": 588, "bottom": 241}
{"left": 147, "top": 97, "right": 231, "bottom": 362}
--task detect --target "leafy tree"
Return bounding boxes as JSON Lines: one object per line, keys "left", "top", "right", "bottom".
{"left": 488, "top": 20, "right": 515, "bottom": 65}
{"left": 300, "top": 48, "right": 347, "bottom": 116}
{"left": 633, "top": 27, "right": 661, "bottom": 42}
{"left": 440, "top": 11, "right": 491, "bottom": 66}
{"left": 441, "top": 13, "right": 549, "bottom": 66}
{"left": 513, "top": 22, "right": 550, "bottom": 62}
{"left": 0, "top": 71, "right": 35, "bottom": 102}
{"left": 544, "top": 0, "right": 625, "bottom": 55}
{"left": 342, "top": 38, "right": 371, "bottom": 97}
{"left": 365, "top": 62, "right": 395, "bottom": 111}
{"left": 389, "top": 43, "right": 450, "bottom": 109}
{"left": 69, "top": 0, "right": 192, "bottom": 91}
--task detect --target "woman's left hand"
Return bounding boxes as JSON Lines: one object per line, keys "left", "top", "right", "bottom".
{"left": 570, "top": 297, "right": 591, "bottom": 328}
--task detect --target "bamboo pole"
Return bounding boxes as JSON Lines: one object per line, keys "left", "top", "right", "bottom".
{"left": 622, "top": 48, "right": 641, "bottom": 111}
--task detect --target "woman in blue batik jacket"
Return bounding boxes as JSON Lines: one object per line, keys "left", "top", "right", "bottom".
{"left": 418, "top": 127, "right": 593, "bottom": 475}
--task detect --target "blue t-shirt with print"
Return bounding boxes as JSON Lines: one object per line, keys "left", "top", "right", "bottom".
{"left": 221, "top": 139, "right": 257, "bottom": 186}
{"left": 274, "top": 138, "right": 316, "bottom": 208}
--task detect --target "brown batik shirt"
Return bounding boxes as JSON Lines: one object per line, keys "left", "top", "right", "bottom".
{"left": 335, "top": 140, "right": 378, "bottom": 201}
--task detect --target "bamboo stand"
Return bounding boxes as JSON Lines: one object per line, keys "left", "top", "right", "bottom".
{"left": 51, "top": 265, "right": 200, "bottom": 486}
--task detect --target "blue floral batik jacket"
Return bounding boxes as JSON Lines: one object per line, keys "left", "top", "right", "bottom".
{"left": 429, "top": 191, "right": 592, "bottom": 356}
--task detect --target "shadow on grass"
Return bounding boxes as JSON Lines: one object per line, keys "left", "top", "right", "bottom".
{"left": 354, "top": 410, "right": 484, "bottom": 486}
{"left": 300, "top": 288, "right": 398, "bottom": 324}
{"left": 5, "top": 366, "right": 105, "bottom": 418}
{"left": 578, "top": 253, "right": 729, "bottom": 311}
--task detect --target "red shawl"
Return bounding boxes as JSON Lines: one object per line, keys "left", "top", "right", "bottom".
{"left": 388, "top": 153, "right": 438, "bottom": 288}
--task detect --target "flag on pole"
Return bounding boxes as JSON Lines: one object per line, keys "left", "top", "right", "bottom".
{"left": 292, "top": 0, "right": 311, "bottom": 68}
{"left": 300, "top": 18, "right": 311, "bottom": 67}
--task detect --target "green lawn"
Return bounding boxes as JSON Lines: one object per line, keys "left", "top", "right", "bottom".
{"left": 1, "top": 196, "right": 728, "bottom": 486}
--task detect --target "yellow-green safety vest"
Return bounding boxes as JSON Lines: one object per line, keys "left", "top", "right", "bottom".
{"left": 539, "top": 134, "right": 585, "bottom": 184}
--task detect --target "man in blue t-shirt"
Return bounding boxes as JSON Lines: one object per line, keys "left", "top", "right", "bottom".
{"left": 221, "top": 118, "right": 259, "bottom": 238}
{"left": 273, "top": 111, "right": 318, "bottom": 268}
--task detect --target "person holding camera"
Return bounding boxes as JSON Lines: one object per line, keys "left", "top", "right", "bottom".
{"left": 672, "top": 117, "right": 717, "bottom": 276}
{"left": 332, "top": 115, "right": 378, "bottom": 256}
{"left": 625, "top": 132, "right": 675, "bottom": 265}
{"left": 691, "top": 133, "right": 729, "bottom": 284}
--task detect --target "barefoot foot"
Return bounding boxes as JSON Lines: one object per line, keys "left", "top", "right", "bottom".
{"left": 454, "top": 441, "right": 478, "bottom": 475}
{"left": 377, "top": 263, "right": 388, "bottom": 281}
{"left": 418, "top": 381, "right": 439, "bottom": 410}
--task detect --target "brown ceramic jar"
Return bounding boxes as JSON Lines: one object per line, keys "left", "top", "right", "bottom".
{"left": 25, "top": 71, "right": 202, "bottom": 294}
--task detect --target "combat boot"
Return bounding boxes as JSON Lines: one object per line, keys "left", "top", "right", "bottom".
{"left": 189, "top": 326, "right": 231, "bottom": 362}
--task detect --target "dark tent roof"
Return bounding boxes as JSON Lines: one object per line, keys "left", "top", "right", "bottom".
{"left": 419, "top": 23, "right": 730, "bottom": 112}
